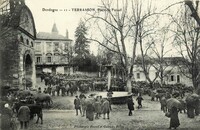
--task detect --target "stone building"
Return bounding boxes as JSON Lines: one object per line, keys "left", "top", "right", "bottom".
{"left": 34, "top": 23, "right": 73, "bottom": 75}
{"left": 0, "top": 0, "right": 36, "bottom": 89}
{"left": 132, "top": 57, "right": 193, "bottom": 87}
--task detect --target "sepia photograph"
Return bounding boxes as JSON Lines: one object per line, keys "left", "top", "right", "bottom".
{"left": 0, "top": 0, "right": 200, "bottom": 129}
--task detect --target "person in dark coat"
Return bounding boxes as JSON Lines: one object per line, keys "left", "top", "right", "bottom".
{"left": 79, "top": 93, "right": 86, "bottom": 117}
{"left": 74, "top": 96, "right": 82, "bottom": 116}
{"left": 136, "top": 94, "right": 143, "bottom": 109}
{"left": 127, "top": 97, "right": 134, "bottom": 116}
{"left": 187, "top": 103, "right": 195, "bottom": 118}
{"left": 94, "top": 98, "right": 101, "bottom": 119}
{"left": 195, "top": 99, "right": 200, "bottom": 116}
{"left": 17, "top": 106, "right": 30, "bottom": 129}
{"left": 47, "top": 86, "right": 52, "bottom": 95}
{"left": 169, "top": 107, "right": 180, "bottom": 129}
{"left": 1, "top": 103, "right": 13, "bottom": 130}
{"left": 56, "top": 85, "right": 60, "bottom": 96}
{"left": 44, "top": 76, "right": 49, "bottom": 86}
{"left": 40, "top": 72, "right": 45, "bottom": 82}
{"left": 101, "top": 98, "right": 110, "bottom": 119}
{"left": 99, "top": 96, "right": 103, "bottom": 117}
{"left": 86, "top": 103, "right": 95, "bottom": 121}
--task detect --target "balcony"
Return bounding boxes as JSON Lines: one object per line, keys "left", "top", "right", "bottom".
{"left": 35, "top": 62, "right": 43, "bottom": 65}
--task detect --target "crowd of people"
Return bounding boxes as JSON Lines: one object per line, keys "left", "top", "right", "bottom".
{"left": 74, "top": 93, "right": 111, "bottom": 121}
{"left": 39, "top": 72, "right": 108, "bottom": 96}
{"left": 1, "top": 72, "right": 199, "bottom": 129}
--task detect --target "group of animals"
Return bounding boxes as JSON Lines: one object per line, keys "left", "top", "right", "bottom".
{"left": 154, "top": 90, "right": 200, "bottom": 118}
{"left": 6, "top": 90, "right": 54, "bottom": 124}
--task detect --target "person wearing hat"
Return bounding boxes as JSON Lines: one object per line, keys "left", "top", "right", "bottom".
{"left": 17, "top": 106, "right": 30, "bottom": 129}
{"left": 127, "top": 96, "right": 134, "bottom": 116}
{"left": 74, "top": 95, "right": 82, "bottom": 116}
{"left": 101, "top": 98, "right": 111, "bottom": 119}
{"left": 1, "top": 103, "right": 13, "bottom": 130}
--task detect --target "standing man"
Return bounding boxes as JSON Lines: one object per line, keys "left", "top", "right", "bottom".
{"left": 17, "top": 106, "right": 30, "bottom": 129}
{"left": 40, "top": 72, "right": 45, "bottom": 82}
{"left": 94, "top": 97, "right": 101, "bottom": 119}
{"left": 136, "top": 94, "right": 144, "bottom": 109}
{"left": 80, "top": 94, "right": 87, "bottom": 117}
{"left": 74, "top": 95, "right": 82, "bottom": 116}
{"left": 101, "top": 98, "right": 110, "bottom": 119}
{"left": 127, "top": 96, "right": 134, "bottom": 116}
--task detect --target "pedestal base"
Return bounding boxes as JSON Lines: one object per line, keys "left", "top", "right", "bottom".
{"left": 89, "top": 91, "right": 132, "bottom": 104}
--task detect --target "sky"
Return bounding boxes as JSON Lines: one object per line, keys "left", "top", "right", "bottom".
{"left": 26, "top": 0, "right": 103, "bottom": 55}
{"left": 24, "top": 0, "right": 186, "bottom": 56}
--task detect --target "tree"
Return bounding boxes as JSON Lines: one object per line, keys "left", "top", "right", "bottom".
{"left": 73, "top": 20, "right": 93, "bottom": 72}
{"left": 74, "top": 20, "right": 90, "bottom": 58}
{"left": 185, "top": 0, "right": 200, "bottom": 26}
{"left": 148, "top": 27, "right": 175, "bottom": 86}
{"left": 87, "top": 0, "right": 134, "bottom": 93}
{"left": 86, "top": 0, "right": 159, "bottom": 93}
{"left": 171, "top": 3, "right": 200, "bottom": 93}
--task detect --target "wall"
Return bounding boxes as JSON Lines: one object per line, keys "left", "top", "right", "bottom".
{"left": 132, "top": 65, "right": 193, "bottom": 87}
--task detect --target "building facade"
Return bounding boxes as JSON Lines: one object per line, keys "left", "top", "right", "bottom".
{"left": 0, "top": 0, "right": 36, "bottom": 89}
{"left": 34, "top": 23, "right": 73, "bottom": 75}
{"left": 132, "top": 57, "right": 193, "bottom": 87}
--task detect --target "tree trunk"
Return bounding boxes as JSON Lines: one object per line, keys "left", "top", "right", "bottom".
{"left": 192, "top": 76, "right": 198, "bottom": 92}
{"left": 126, "top": 75, "right": 132, "bottom": 94}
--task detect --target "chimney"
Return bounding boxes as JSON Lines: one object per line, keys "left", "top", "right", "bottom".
{"left": 66, "top": 29, "right": 69, "bottom": 39}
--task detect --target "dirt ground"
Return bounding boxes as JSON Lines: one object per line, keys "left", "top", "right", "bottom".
{"left": 12, "top": 95, "right": 200, "bottom": 130}
{"left": 5, "top": 79, "right": 200, "bottom": 130}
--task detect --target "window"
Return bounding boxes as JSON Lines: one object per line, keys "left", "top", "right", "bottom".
{"left": 137, "top": 73, "right": 140, "bottom": 79}
{"left": 46, "top": 42, "right": 52, "bottom": 52}
{"left": 47, "top": 57, "right": 51, "bottom": 62}
{"left": 20, "top": 36, "right": 24, "bottom": 43}
{"left": 54, "top": 54, "right": 59, "bottom": 62}
{"left": 64, "top": 43, "right": 68, "bottom": 50}
{"left": 31, "top": 42, "right": 34, "bottom": 47}
{"left": 177, "top": 75, "right": 180, "bottom": 83}
{"left": 171, "top": 75, "right": 174, "bottom": 81}
{"left": 35, "top": 42, "right": 41, "bottom": 51}
{"left": 36, "top": 57, "right": 41, "bottom": 63}
{"left": 26, "top": 39, "right": 29, "bottom": 45}
{"left": 54, "top": 42, "right": 59, "bottom": 52}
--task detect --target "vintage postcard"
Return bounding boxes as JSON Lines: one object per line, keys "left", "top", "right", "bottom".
{"left": 0, "top": 0, "right": 200, "bottom": 130}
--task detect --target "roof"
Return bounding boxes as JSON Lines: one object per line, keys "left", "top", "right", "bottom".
{"left": 36, "top": 32, "right": 72, "bottom": 41}
{"left": 135, "top": 56, "right": 188, "bottom": 66}
{"left": 1, "top": 3, "right": 36, "bottom": 38}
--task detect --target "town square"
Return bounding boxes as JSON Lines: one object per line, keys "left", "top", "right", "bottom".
{"left": 0, "top": 0, "right": 200, "bottom": 130}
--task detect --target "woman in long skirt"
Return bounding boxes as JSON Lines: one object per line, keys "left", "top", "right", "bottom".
{"left": 169, "top": 106, "right": 180, "bottom": 129}
{"left": 86, "top": 103, "right": 95, "bottom": 121}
